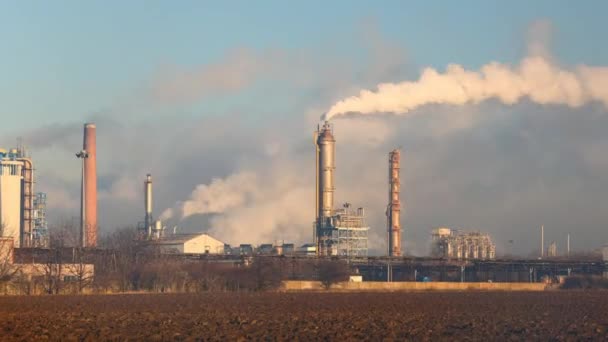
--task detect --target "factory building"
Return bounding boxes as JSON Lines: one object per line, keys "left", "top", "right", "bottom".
{"left": 314, "top": 122, "right": 369, "bottom": 257}
{"left": 0, "top": 147, "right": 35, "bottom": 248}
{"left": 155, "top": 233, "right": 226, "bottom": 254}
{"left": 431, "top": 228, "right": 496, "bottom": 260}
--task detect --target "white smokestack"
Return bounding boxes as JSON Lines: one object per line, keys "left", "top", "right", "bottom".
{"left": 323, "top": 56, "right": 608, "bottom": 121}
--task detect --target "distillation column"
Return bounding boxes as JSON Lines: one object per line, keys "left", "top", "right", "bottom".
{"left": 388, "top": 149, "right": 402, "bottom": 256}
{"left": 315, "top": 121, "right": 335, "bottom": 255}
{"left": 83, "top": 123, "right": 97, "bottom": 247}
{"left": 144, "top": 174, "right": 153, "bottom": 238}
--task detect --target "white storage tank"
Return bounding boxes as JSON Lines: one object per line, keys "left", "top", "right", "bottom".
{"left": 0, "top": 161, "right": 22, "bottom": 247}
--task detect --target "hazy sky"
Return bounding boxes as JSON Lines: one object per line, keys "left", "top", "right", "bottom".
{"left": 1, "top": 1, "right": 607, "bottom": 255}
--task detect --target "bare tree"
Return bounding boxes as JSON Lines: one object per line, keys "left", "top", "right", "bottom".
{"left": 317, "top": 259, "right": 350, "bottom": 290}
{"left": 65, "top": 248, "right": 94, "bottom": 293}
{"left": 0, "top": 235, "right": 20, "bottom": 294}
{"left": 37, "top": 249, "right": 63, "bottom": 294}
{"left": 49, "top": 218, "right": 80, "bottom": 248}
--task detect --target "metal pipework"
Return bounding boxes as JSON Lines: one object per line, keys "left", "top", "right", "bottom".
{"left": 144, "top": 174, "right": 153, "bottom": 237}
{"left": 16, "top": 156, "right": 34, "bottom": 247}
{"left": 387, "top": 149, "right": 402, "bottom": 257}
{"left": 83, "top": 123, "right": 97, "bottom": 247}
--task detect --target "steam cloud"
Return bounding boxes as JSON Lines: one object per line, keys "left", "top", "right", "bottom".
{"left": 324, "top": 56, "right": 608, "bottom": 120}
{"left": 160, "top": 172, "right": 258, "bottom": 221}
{"left": 160, "top": 165, "right": 315, "bottom": 246}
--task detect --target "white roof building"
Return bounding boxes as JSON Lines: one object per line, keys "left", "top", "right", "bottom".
{"left": 155, "top": 233, "right": 226, "bottom": 255}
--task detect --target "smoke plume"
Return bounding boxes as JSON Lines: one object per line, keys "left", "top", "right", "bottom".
{"left": 160, "top": 172, "right": 258, "bottom": 221}
{"left": 324, "top": 56, "right": 608, "bottom": 120}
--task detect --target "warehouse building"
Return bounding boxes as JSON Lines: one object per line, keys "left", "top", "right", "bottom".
{"left": 155, "top": 233, "right": 227, "bottom": 255}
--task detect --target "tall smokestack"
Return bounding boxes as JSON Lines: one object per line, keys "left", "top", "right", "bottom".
{"left": 567, "top": 233, "right": 570, "bottom": 257}
{"left": 387, "top": 149, "right": 402, "bottom": 257}
{"left": 315, "top": 121, "right": 335, "bottom": 255}
{"left": 144, "top": 174, "right": 153, "bottom": 237}
{"left": 540, "top": 225, "right": 544, "bottom": 258}
{"left": 83, "top": 123, "right": 97, "bottom": 247}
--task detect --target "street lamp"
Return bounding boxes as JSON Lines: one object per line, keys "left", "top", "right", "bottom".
{"left": 76, "top": 150, "right": 88, "bottom": 247}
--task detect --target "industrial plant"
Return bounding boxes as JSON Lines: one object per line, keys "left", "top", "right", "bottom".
{"left": 314, "top": 122, "right": 369, "bottom": 257}
{"left": 0, "top": 119, "right": 607, "bottom": 292}
{"left": 0, "top": 146, "right": 48, "bottom": 248}
{"left": 431, "top": 228, "right": 496, "bottom": 260}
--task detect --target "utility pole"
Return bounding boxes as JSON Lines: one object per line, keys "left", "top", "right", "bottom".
{"left": 76, "top": 150, "right": 89, "bottom": 248}
{"left": 540, "top": 225, "right": 544, "bottom": 259}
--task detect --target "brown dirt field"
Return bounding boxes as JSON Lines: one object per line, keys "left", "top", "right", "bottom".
{"left": 1, "top": 291, "right": 607, "bottom": 341}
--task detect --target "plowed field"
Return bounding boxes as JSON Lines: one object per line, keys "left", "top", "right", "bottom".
{"left": 1, "top": 292, "right": 607, "bottom": 341}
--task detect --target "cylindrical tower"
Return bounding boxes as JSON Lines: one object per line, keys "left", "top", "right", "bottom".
{"left": 317, "top": 121, "right": 335, "bottom": 220}
{"left": 315, "top": 121, "right": 336, "bottom": 256}
{"left": 388, "top": 149, "right": 402, "bottom": 256}
{"left": 83, "top": 123, "right": 97, "bottom": 247}
{"left": 144, "top": 174, "right": 153, "bottom": 237}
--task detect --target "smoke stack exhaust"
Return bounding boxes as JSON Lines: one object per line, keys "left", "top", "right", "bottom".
{"left": 387, "top": 149, "right": 402, "bottom": 256}
{"left": 83, "top": 123, "right": 97, "bottom": 247}
{"left": 144, "top": 174, "right": 153, "bottom": 237}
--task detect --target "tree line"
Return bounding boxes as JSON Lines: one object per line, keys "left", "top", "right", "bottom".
{"left": 0, "top": 225, "right": 350, "bottom": 295}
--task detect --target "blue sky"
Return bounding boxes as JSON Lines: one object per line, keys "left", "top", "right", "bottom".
{"left": 1, "top": 1, "right": 607, "bottom": 133}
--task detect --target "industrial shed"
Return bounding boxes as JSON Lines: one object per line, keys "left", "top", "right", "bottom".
{"left": 156, "top": 233, "right": 226, "bottom": 255}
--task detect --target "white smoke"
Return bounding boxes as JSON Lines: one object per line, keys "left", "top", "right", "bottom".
{"left": 160, "top": 172, "right": 258, "bottom": 221}
{"left": 324, "top": 56, "right": 608, "bottom": 120}
{"left": 160, "top": 161, "right": 315, "bottom": 245}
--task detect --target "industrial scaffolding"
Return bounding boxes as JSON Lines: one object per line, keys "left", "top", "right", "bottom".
{"left": 317, "top": 205, "right": 369, "bottom": 257}
{"left": 32, "top": 192, "right": 49, "bottom": 247}
{"left": 431, "top": 228, "right": 496, "bottom": 260}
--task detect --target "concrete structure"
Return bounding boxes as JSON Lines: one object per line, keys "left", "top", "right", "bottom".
{"left": 387, "top": 149, "right": 402, "bottom": 256}
{"left": 0, "top": 159, "right": 22, "bottom": 247}
{"left": 155, "top": 233, "right": 226, "bottom": 254}
{"left": 314, "top": 122, "right": 369, "bottom": 256}
{"left": 281, "top": 280, "right": 547, "bottom": 292}
{"left": 431, "top": 228, "right": 496, "bottom": 260}
{"left": 82, "top": 123, "right": 97, "bottom": 247}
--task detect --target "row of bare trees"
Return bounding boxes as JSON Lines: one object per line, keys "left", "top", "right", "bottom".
{"left": 1, "top": 223, "right": 351, "bottom": 295}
